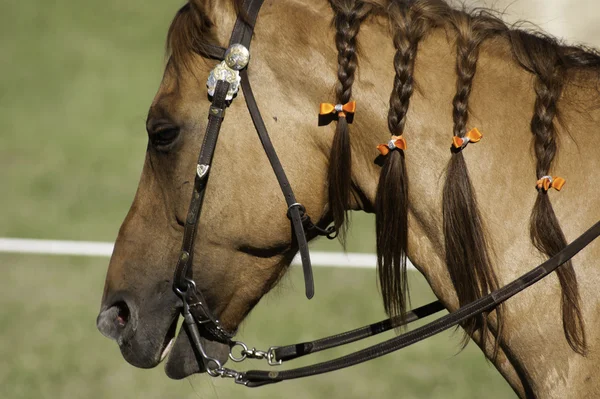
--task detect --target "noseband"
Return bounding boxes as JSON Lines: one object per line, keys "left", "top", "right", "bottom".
{"left": 170, "top": 0, "right": 600, "bottom": 387}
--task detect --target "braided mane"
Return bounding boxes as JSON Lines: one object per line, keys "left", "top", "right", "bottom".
{"left": 326, "top": 0, "right": 599, "bottom": 356}
{"left": 167, "top": 0, "right": 600, "bottom": 356}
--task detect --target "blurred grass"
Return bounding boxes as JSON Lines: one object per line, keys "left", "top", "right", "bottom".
{"left": 0, "top": 0, "right": 175, "bottom": 240}
{"left": 0, "top": 0, "right": 514, "bottom": 398}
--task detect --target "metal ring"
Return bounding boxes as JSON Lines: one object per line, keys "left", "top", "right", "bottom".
{"left": 287, "top": 202, "right": 306, "bottom": 218}
{"left": 184, "top": 278, "right": 197, "bottom": 292}
{"left": 174, "top": 285, "right": 189, "bottom": 299}
{"left": 175, "top": 278, "right": 197, "bottom": 299}
{"left": 229, "top": 341, "right": 249, "bottom": 363}
{"left": 205, "top": 358, "right": 224, "bottom": 377}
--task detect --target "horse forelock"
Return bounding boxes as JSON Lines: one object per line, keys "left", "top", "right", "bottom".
{"left": 166, "top": 0, "right": 246, "bottom": 72}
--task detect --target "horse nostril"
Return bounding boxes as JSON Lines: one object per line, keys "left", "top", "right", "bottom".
{"left": 115, "top": 301, "right": 130, "bottom": 327}
{"left": 97, "top": 300, "right": 134, "bottom": 341}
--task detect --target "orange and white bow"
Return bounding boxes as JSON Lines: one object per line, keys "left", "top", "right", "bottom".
{"left": 377, "top": 135, "right": 407, "bottom": 156}
{"left": 536, "top": 175, "right": 566, "bottom": 192}
{"left": 452, "top": 128, "right": 482, "bottom": 149}
{"left": 319, "top": 101, "right": 356, "bottom": 119}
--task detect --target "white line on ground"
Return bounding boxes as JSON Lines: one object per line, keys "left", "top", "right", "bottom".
{"left": 0, "top": 237, "right": 414, "bottom": 269}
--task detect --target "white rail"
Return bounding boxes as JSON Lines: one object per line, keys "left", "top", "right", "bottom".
{"left": 0, "top": 238, "right": 409, "bottom": 269}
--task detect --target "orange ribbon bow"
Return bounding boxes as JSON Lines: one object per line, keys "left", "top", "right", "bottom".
{"left": 452, "top": 128, "right": 483, "bottom": 149}
{"left": 536, "top": 176, "right": 566, "bottom": 192}
{"left": 319, "top": 101, "right": 356, "bottom": 118}
{"left": 377, "top": 135, "right": 407, "bottom": 156}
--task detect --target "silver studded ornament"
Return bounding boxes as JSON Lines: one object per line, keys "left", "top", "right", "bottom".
{"left": 206, "top": 61, "right": 241, "bottom": 101}
{"left": 206, "top": 44, "right": 250, "bottom": 101}
{"left": 224, "top": 44, "right": 250, "bottom": 71}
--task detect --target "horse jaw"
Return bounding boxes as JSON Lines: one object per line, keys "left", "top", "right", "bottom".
{"left": 164, "top": 323, "right": 230, "bottom": 379}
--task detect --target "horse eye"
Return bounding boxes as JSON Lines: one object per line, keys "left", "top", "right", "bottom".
{"left": 148, "top": 124, "right": 180, "bottom": 151}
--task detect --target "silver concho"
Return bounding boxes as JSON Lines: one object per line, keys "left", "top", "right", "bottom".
{"left": 224, "top": 44, "right": 250, "bottom": 71}
{"left": 207, "top": 61, "right": 241, "bottom": 101}
{"left": 387, "top": 140, "right": 396, "bottom": 150}
{"left": 197, "top": 164, "right": 210, "bottom": 180}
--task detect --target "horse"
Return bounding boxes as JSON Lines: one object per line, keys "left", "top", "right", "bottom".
{"left": 96, "top": 0, "right": 600, "bottom": 397}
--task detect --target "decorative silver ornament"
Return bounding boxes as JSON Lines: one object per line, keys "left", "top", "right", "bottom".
{"left": 197, "top": 164, "right": 210, "bottom": 179}
{"left": 387, "top": 140, "right": 395, "bottom": 150}
{"left": 224, "top": 44, "right": 250, "bottom": 71}
{"left": 207, "top": 61, "right": 241, "bottom": 101}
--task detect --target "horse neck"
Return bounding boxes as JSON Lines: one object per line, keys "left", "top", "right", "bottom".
{"left": 343, "top": 14, "right": 600, "bottom": 396}
{"left": 347, "top": 20, "right": 600, "bottom": 284}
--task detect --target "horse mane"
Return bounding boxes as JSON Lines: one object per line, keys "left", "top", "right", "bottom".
{"left": 339, "top": 0, "right": 596, "bottom": 356}
{"left": 166, "top": 0, "right": 599, "bottom": 355}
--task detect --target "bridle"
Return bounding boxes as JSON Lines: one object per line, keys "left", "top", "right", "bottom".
{"left": 170, "top": 0, "right": 600, "bottom": 387}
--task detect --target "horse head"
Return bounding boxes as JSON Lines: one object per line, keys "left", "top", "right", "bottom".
{"left": 97, "top": 0, "right": 356, "bottom": 378}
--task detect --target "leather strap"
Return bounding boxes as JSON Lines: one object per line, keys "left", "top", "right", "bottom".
{"left": 241, "top": 220, "right": 600, "bottom": 386}
{"left": 198, "top": 43, "right": 226, "bottom": 61}
{"left": 240, "top": 68, "right": 315, "bottom": 298}
{"left": 173, "top": 80, "right": 230, "bottom": 291}
{"left": 229, "top": 0, "right": 263, "bottom": 48}
{"left": 230, "top": 0, "right": 316, "bottom": 298}
{"left": 172, "top": 80, "right": 235, "bottom": 342}
{"left": 273, "top": 300, "right": 445, "bottom": 362}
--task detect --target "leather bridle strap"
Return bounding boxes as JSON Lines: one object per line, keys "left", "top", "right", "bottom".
{"left": 172, "top": 79, "right": 234, "bottom": 342}
{"left": 240, "top": 220, "right": 600, "bottom": 386}
{"left": 231, "top": 0, "right": 317, "bottom": 298}
{"left": 271, "top": 300, "right": 445, "bottom": 363}
{"left": 198, "top": 44, "right": 227, "bottom": 61}
{"left": 239, "top": 68, "right": 315, "bottom": 298}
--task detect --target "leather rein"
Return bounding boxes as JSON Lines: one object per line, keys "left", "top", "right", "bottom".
{"left": 171, "top": 0, "right": 600, "bottom": 387}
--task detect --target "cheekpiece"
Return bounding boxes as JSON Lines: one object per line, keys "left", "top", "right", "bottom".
{"left": 224, "top": 44, "right": 250, "bottom": 71}
{"left": 207, "top": 61, "right": 241, "bottom": 101}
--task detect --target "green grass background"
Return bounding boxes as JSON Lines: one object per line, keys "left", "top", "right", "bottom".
{"left": 0, "top": 0, "right": 515, "bottom": 397}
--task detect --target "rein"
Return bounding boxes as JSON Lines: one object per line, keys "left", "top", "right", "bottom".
{"left": 171, "top": 0, "right": 600, "bottom": 387}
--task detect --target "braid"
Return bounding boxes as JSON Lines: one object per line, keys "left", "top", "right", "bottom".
{"left": 376, "top": 3, "right": 425, "bottom": 320}
{"left": 530, "top": 63, "right": 587, "bottom": 355}
{"left": 451, "top": 27, "right": 477, "bottom": 136}
{"left": 327, "top": 1, "right": 369, "bottom": 241}
{"left": 531, "top": 74, "right": 560, "bottom": 179}
{"left": 443, "top": 14, "right": 503, "bottom": 358}
{"left": 510, "top": 30, "right": 586, "bottom": 354}
{"left": 387, "top": 30, "right": 417, "bottom": 134}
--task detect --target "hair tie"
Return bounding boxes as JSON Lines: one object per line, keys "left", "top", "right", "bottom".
{"left": 536, "top": 175, "right": 565, "bottom": 192}
{"left": 377, "top": 135, "right": 407, "bottom": 156}
{"left": 319, "top": 101, "right": 356, "bottom": 121}
{"left": 452, "top": 128, "right": 482, "bottom": 149}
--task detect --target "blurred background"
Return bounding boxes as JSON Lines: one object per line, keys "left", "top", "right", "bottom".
{"left": 1, "top": 1, "right": 598, "bottom": 398}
